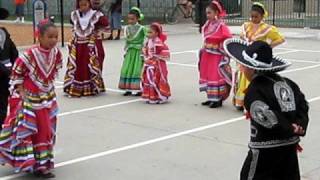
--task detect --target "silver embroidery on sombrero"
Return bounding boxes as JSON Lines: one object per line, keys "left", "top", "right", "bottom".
{"left": 250, "top": 100, "right": 278, "bottom": 128}
{"left": 274, "top": 81, "right": 296, "bottom": 112}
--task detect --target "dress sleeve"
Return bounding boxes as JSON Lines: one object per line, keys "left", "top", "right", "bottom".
{"left": 97, "top": 15, "right": 109, "bottom": 27}
{"left": 220, "top": 23, "right": 232, "bottom": 40}
{"left": 56, "top": 50, "right": 63, "bottom": 71}
{"left": 267, "top": 26, "right": 285, "bottom": 45}
{"left": 155, "top": 40, "right": 170, "bottom": 61}
{"left": 245, "top": 79, "right": 295, "bottom": 136}
{"left": 10, "top": 57, "right": 28, "bottom": 86}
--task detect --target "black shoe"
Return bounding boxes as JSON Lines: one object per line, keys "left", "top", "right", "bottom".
{"left": 209, "top": 101, "right": 223, "bottom": 108}
{"left": 114, "top": 36, "right": 120, "bottom": 40}
{"left": 107, "top": 35, "right": 113, "bottom": 40}
{"left": 235, "top": 106, "right": 244, "bottom": 111}
{"left": 123, "top": 91, "right": 132, "bottom": 96}
{"left": 134, "top": 92, "right": 142, "bottom": 96}
{"left": 201, "top": 101, "right": 212, "bottom": 106}
{"left": 34, "top": 171, "right": 56, "bottom": 179}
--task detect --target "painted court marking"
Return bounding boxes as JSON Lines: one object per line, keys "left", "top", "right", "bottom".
{"left": 170, "top": 49, "right": 319, "bottom": 64}
{"left": 1, "top": 95, "right": 319, "bottom": 180}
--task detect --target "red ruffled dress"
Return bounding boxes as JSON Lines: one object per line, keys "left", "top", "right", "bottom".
{"left": 199, "top": 19, "right": 233, "bottom": 102}
{"left": 0, "top": 46, "right": 62, "bottom": 173}
{"left": 64, "top": 9, "right": 108, "bottom": 97}
{"left": 141, "top": 37, "right": 171, "bottom": 104}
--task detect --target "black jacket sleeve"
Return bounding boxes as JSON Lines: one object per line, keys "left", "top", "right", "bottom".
{"left": 286, "top": 78, "right": 309, "bottom": 136}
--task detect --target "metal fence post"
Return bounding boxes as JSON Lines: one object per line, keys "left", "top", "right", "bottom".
{"left": 318, "top": 0, "right": 320, "bottom": 27}
{"left": 60, "top": 0, "right": 64, "bottom": 47}
{"left": 272, "top": 0, "right": 276, "bottom": 25}
{"left": 137, "top": 0, "right": 140, "bottom": 8}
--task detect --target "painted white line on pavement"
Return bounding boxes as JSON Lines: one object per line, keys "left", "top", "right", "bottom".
{"left": 279, "top": 64, "right": 320, "bottom": 74}
{"left": 171, "top": 50, "right": 197, "bottom": 55}
{"left": 58, "top": 98, "right": 143, "bottom": 117}
{"left": 308, "top": 96, "right": 320, "bottom": 103}
{"left": 276, "top": 47, "right": 320, "bottom": 53}
{"left": 167, "top": 62, "right": 197, "bottom": 68}
{"left": 274, "top": 50, "right": 300, "bottom": 55}
{"left": 1, "top": 96, "right": 319, "bottom": 180}
{"left": 171, "top": 49, "right": 320, "bottom": 64}
{"left": 286, "top": 59, "right": 320, "bottom": 64}
{"left": 171, "top": 48, "right": 320, "bottom": 55}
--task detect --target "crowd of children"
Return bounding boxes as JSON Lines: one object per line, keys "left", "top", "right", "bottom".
{"left": 0, "top": 0, "right": 310, "bottom": 179}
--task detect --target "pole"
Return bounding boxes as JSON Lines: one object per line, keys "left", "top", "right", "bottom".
{"left": 60, "top": 0, "right": 64, "bottom": 47}
{"left": 272, "top": 0, "right": 276, "bottom": 25}
{"left": 137, "top": 0, "right": 140, "bottom": 8}
{"left": 317, "top": 0, "right": 320, "bottom": 28}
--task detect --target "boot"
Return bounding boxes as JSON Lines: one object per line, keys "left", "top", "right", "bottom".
{"left": 209, "top": 100, "right": 223, "bottom": 108}
{"left": 201, "top": 100, "right": 212, "bottom": 106}
{"left": 114, "top": 29, "right": 121, "bottom": 40}
{"left": 107, "top": 31, "right": 113, "bottom": 40}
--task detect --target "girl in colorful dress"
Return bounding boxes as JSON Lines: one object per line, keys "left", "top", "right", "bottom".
{"left": 199, "top": 0, "right": 232, "bottom": 108}
{"left": 141, "top": 23, "right": 171, "bottom": 104}
{"left": 0, "top": 19, "right": 62, "bottom": 178}
{"left": 64, "top": 0, "right": 108, "bottom": 97}
{"left": 233, "top": 2, "right": 285, "bottom": 111}
{"left": 119, "top": 7, "right": 146, "bottom": 96}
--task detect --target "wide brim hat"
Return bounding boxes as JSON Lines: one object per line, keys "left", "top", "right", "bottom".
{"left": 223, "top": 38, "right": 291, "bottom": 72}
{"left": 0, "top": 8, "right": 9, "bottom": 20}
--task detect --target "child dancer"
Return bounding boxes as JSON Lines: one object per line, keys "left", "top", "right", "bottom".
{"left": 141, "top": 23, "right": 171, "bottom": 104}
{"left": 0, "top": 8, "right": 19, "bottom": 130}
{"left": 64, "top": 0, "right": 108, "bottom": 97}
{"left": 224, "top": 39, "right": 308, "bottom": 180}
{"left": 0, "top": 19, "right": 62, "bottom": 178}
{"left": 199, "top": 0, "right": 232, "bottom": 108}
{"left": 119, "top": 7, "right": 146, "bottom": 96}
{"left": 233, "top": 2, "right": 285, "bottom": 111}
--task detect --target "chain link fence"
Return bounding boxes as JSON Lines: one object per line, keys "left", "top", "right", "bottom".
{"left": 225, "top": 0, "right": 320, "bottom": 28}
{"left": 1, "top": 0, "right": 319, "bottom": 28}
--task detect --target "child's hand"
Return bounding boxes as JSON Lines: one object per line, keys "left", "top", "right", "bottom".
{"left": 142, "top": 48, "right": 147, "bottom": 55}
{"left": 292, "top": 123, "right": 305, "bottom": 135}
{"left": 17, "top": 85, "right": 25, "bottom": 99}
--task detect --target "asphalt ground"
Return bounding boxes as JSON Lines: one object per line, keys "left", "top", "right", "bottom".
{"left": 0, "top": 31, "right": 320, "bottom": 180}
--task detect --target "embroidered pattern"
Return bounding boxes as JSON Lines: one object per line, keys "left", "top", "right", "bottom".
{"left": 249, "top": 136, "right": 300, "bottom": 148}
{"left": 251, "top": 125, "right": 258, "bottom": 138}
{"left": 248, "top": 149, "right": 259, "bottom": 180}
{"left": 250, "top": 100, "right": 278, "bottom": 128}
{"left": 274, "top": 81, "right": 296, "bottom": 112}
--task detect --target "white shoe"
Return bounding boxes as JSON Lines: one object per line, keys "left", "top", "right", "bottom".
{"left": 14, "top": 18, "right": 20, "bottom": 23}
{"left": 21, "top": 17, "right": 25, "bottom": 23}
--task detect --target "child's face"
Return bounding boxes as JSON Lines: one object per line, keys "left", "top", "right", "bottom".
{"left": 147, "top": 28, "right": 158, "bottom": 39}
{"left": 250, "top": 11, "right": 263, "bottom": 24}
{"left": 79, "top": 0, "right": 91, "bottom": 12}
{"left": 127, "top": 14, "right": 138, "bottom": 25}
{"left": 206, "top": 7, "right": 218, "bottom": 20}
{"left": 39, "top": 27, "right": 59, "bottom": 49}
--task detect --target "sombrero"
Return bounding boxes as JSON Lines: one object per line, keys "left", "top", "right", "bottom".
{"left": 0, "top": 8, "right": 9, "bottom": 20}
{"left": 223, "top": 38, "right": 291, "bottom": 72}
